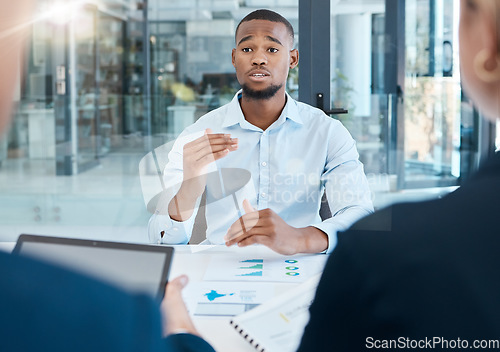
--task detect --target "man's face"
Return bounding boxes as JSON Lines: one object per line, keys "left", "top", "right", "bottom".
{"left": 232, "top": 19, "right": 298, "bottom": 100}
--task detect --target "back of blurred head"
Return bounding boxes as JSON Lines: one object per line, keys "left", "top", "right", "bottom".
{"left": 0, "top": 1, "right": 32, "bottom": 134}
{"left": 459, "top": 0, "right": 500, "bottom": 121}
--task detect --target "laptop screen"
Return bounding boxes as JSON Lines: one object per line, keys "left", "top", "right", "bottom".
{"left": 13, "top": 235, "right": 174, "bottom": 300}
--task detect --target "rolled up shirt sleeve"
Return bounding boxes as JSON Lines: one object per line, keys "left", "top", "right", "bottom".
{"left": 147, "top": 130, "right": 205, "bottom": 245}
{"left": 148, "top": 206, "right": 199, "bottom": 244}
{"left": 312, "top": 205, "right": 373, "bottom": 253}
{"left": 310, "top": 126, "right": 374, "bottom": 254}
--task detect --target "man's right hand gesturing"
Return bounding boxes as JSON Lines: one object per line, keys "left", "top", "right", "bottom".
{"left": 168, "top": 128, "right": 238, "bottom": 222}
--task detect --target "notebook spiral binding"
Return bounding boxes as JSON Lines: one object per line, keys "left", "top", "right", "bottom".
{"left": 230, "top": 319, "right": 266, "bottom": 352}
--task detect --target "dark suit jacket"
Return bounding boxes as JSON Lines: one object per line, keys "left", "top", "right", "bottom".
{"left": 0, "top": 251, "right": 214, "bottom": 352}
{"left": 298, "top": 153, "right": 500, "bottom": 351}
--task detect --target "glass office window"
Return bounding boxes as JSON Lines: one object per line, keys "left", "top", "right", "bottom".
{"left": 0, "top": 0, "right": 298, "bottom": 242}
{"left": 147, "top": 0, "right": 299, "bottom": 145}
{"left": 330, "top": 0, "right": 398, "bottom": 209}
{"left": 330, "top": 1, "right": 388, "bottom": 175}
{"left": 404, "top": 0, "right": 462, "bottom": 188}
{"left": 0, "top": 0, "right": 494, "bottom": 242}
{"left": 329, "top": 0, "right": 488, "bottom": 209}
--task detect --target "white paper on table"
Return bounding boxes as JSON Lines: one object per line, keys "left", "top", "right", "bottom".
{"left": 182, "top": 281, "right": 274, "bottom": 317}
{"left": 202, "top": 254, "right": 328, "bottom": 283}
{"left": 228, "top": 274, "right": 322, "bottom": 352}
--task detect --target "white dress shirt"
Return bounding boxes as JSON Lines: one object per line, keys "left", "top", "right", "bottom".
{"left": 148, "top": 90, "right": 373, "bottom": 253}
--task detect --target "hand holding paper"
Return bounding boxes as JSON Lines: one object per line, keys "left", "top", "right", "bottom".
{"left": 161, "top": 275, "right": 199, "bottom": 337}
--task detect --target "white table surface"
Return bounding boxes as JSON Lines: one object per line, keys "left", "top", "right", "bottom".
{"left": 1, "top": 241, "right": 326, "bottom": 352}
{"left": 169, "top": 244, "right": 325, "bottom": 352}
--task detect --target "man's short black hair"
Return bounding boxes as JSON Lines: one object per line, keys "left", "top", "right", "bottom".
{"left": 235, "top": 9, "right": 294, "bottom": 44}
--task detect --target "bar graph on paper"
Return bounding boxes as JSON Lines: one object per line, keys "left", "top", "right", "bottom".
{"left": 238, "top": 259, "right": 264, "bottom": 276}
{"left": 203, "top": 256, "right": 327, "bottom": 283}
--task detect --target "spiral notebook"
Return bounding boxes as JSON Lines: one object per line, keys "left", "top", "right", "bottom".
{"left": 229, "top": 274, "right": 321, "bottom": 352}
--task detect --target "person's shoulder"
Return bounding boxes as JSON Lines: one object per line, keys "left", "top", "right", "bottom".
{"left": 293, "top": 99, "right": 331, "bottom": 119}
{"left": 351, "top": 197, "right": 446, "bottom": 230}
{"left": 348, "top": 205, "right": 395, "bottom": 232}
{"left": 339, "top": 199, "right": 435, "bottom": 246}
{"left": 191, "top": 98, "right": 241, "bottom": 130}
{"left": 1, "top": 252, "right": 164, "bottom": 351}
{"left": 339, "top": 190, "right": 471, "bottom": 255}
{"left": 191, "top": 105, "right": 227, "bottom": 127}
{"left": 291, "top": 98, "right": 346, "bottom": 133}
{"left": 1, "top": 250, "right": 120, "bottom": 295}
{"left": 174, "top": 102, "right": 233, "bottom": 141}
{"left": 330, "top": 201, "right": 432, "bottom": 275}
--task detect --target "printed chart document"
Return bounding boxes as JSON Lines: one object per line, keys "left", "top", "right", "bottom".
{"left": 229, "top": 274, "right": 321, "bottom": 352}
{"left": 203, "top": 254, "right": 327, "bottom": 283}
{"left": 182, "top": 281, "right": 274, "bottom": 317}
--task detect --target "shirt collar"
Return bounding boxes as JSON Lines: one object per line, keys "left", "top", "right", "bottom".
{"left": 221, "top": 90, "right": 304, "bottom": 129}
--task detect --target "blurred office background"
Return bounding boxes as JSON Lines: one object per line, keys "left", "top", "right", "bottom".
{"left": 0, "top": 0, "right": 498, "bottom": 243}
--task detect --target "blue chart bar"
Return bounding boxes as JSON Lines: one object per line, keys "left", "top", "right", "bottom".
{"left": 240, "top": 264, "right": 263, "bottom": 270}
{"left": 237, "top": 271, "right": 263, "bottom": 277}
{"left": 241, "top": 259, "right": 264, "bottom": 263}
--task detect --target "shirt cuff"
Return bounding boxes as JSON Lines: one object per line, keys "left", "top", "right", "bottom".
{"left": 149, "top": 207, "right": 200, "bottom": 244}
{"left": 310, "top": 222, "right": 338, "bottom": 254}
{"left": 167, "top": 216, "right": 196, "bottom": 244}
{"left": 148, "top": 213, "right": 172, "bottom": 244}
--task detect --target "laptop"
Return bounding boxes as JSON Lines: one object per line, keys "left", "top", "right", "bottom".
{"left": 13, "top": 234, "right": 174, "bottom": 300}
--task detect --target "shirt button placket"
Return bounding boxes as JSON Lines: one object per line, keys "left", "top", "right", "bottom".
{"left": 259, "top": 132, "right": 270, "bottom": 208}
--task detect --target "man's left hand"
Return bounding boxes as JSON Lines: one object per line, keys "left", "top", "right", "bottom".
{"left": 224, "top": 200, "right": 328, "bottom": 255}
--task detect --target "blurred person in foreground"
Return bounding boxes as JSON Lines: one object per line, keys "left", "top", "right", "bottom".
{"left": 0, "top": 2, "right": 213, "bottom": 351}
{"left": 298, "top": 0, "right": 500, "bottom": 350}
